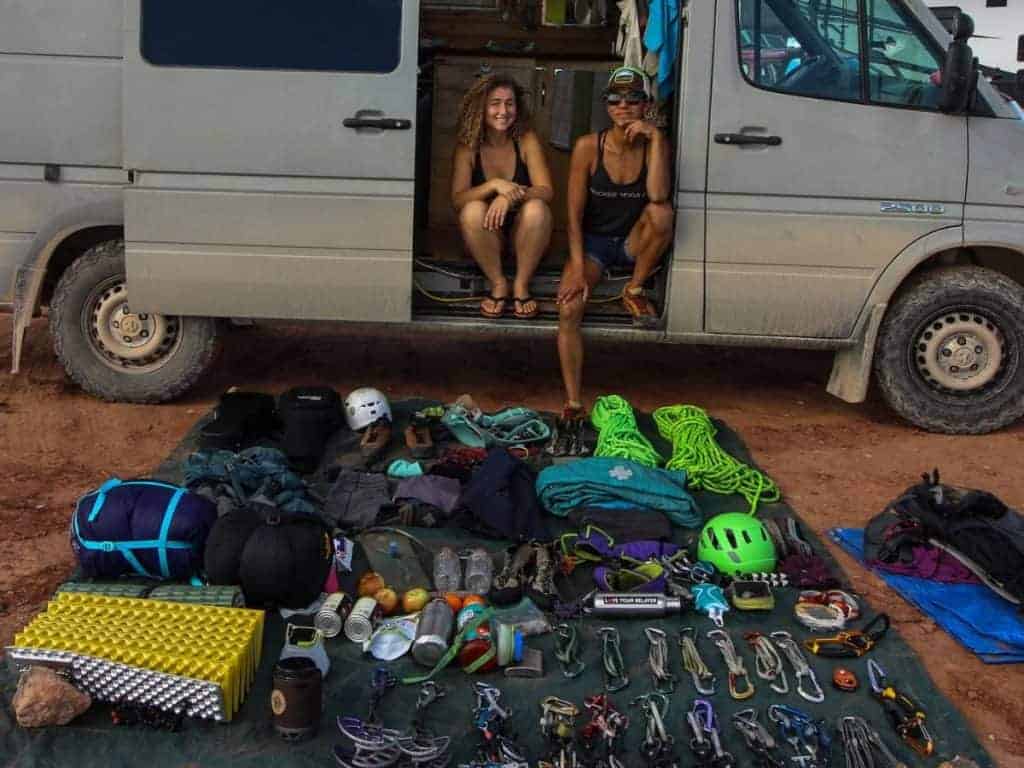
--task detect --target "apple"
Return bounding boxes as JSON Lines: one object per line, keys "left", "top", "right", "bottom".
{"left": 401, "top": 587, "right": 430, "bottom": 614}
{"left": 374, "top": 588, "right": 399, "bottom": 616}
{"left": 357, "top": 571, "right": 386, "bottom": 598}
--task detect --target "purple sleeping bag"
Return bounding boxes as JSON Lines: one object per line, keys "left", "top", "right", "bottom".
{"left": 71, "top": 478, "right": 217, "bottom": 580}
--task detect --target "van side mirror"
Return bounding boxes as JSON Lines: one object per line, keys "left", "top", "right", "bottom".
{"left": 939, "top": 12, "right": 978, "bottom": 114}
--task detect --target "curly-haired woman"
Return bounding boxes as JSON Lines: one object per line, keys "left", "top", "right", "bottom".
{"left": 451, "top": 75, "right": 554, "bottom": 319}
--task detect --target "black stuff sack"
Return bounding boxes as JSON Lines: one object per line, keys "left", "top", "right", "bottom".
{"left": 278, "top": 387, "right": 343, "bottom": 473}
{"left": 72, "top": 478, "right": 217, "bottom": 580}
{"left": 238, "top": 514, "right": 335, "bottom": 609}
{"left": 457, "top": 448, "right": 550, "bottom": 542}
{"left": 203, "top": 508, "right": 264, "bottom": 586}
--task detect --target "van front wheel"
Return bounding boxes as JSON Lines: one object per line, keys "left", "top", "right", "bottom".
{"left": 874, "top": 265, "right": 1024, "bottom": 434}
{"left": 49, "top": 239, "right": 221, "bottom": 403}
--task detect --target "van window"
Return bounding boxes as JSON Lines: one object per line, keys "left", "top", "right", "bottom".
{"left": 141, "top": 0, "right": 402, "bottom": 73}
{"left": 866, "top": 0, "right": 944, "bottom": 108}
{"left": 737, "top": 0, "right": 863, "bottom": 102}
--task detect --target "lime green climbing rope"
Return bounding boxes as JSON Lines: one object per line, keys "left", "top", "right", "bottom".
{"left": 653, "top": 404, "right": 780, "bottom": 513}
{"left": 591, "top": 395, "right": 664, "bottom": 468}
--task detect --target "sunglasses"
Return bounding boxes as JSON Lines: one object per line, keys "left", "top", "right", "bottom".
{"left": 604, "top": 91, "right": 647, "bottom": 105}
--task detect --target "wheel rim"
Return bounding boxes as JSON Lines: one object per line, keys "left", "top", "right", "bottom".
{"left": 83, "top": 277, "right": 182, "bottom": 372}
{"left": 911, "top": 308, "right": 1007, "bottom": 394}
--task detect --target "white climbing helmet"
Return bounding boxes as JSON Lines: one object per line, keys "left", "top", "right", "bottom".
{"left": 344, "top": 387, "right": 392, "bottom": 431}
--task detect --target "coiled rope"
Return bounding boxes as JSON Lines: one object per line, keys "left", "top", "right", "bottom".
{"left": 590, "top": 395, "right": 663, "bottom": 468}
{"left": 652, "top": 405, "right": 780, "bottom": 514}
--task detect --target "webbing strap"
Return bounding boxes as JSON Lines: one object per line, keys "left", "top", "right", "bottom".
{"left": 401, "top": 608, "right": 494, "bottom": 685}
{"left": 157, "top": 488, "right": 187, "bottom": 578}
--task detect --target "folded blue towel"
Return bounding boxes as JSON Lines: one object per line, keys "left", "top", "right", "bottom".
{"left": 830, "top": 527, "right": 1024, "bottom": 664}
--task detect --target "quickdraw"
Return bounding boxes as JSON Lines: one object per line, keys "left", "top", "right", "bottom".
{"left": 580, "top": 695, "right": 628, "bottom": 768}
{"left": 396, "top": 682, "right": 451, "bottom": 768}
{"left": 678, "top": 628, "right": 717, "bottom": 695}
{"left": 539, "top": 696, "right": 580, "bottom": 768}
{"left": 767, "top": 704, "right": 831, "bottom": 768}
{"left": 644, "top": 628, "right": 677, "bottom": 694}
{"left": 686, "top": 699, "right": 735, "bottom": 768}
{"left": 803, "top": 613, "right": 890, "bottom": 658}
{"left": 744, "top": 632, "right": 789, "bottom": 695}
{"left": 597, "top": 627, "right": 629, "bottom": 692}
{"left": 707, "top": 629, "right": 755, "bottom": 700}
{"left": 731, "top": 708, "right": 785, "bottom": 768}
{"left": 867, "top": 659, "right": 934, "bottom": 757}
{"left": 335, "top": 669, "right": 401, "bottom": 768}
{"left": 469, "top": 682, "right": 529, "bottom": 768}
{"left": 631, "top": 692, "right": 677, "bottom": 768}
{"left": 555, "top": 623, "right": 586, "bottom": 679}
{"left": 839, "top": 715, "right": 908, "bottom": 768}
{"left": 770, "top": 631, "right": 825, "bottom": 703}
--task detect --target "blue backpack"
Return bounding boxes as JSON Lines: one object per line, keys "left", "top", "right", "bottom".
{"left": 71, "top": 478, "right": 218, "bottom": 580}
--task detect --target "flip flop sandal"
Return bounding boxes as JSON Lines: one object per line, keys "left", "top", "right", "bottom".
{"left": 480, "top": 295, "right": 507, "bottom": 319}
{"left": 512, "top": 296, "right": 539, "bottom": 320}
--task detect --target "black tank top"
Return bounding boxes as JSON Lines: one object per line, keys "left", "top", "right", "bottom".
{"left": 471, "top": 139, "right": 532, "bottom": 188}
{"left": 583, "top": 131, "right": 649, "bottom": 237}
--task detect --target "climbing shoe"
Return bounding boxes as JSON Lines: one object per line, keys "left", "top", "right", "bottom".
{"left": 593, "top": 560, "right": 667, "bottom": 593}
{"left": 360, "top": 418, "right": 392, "bottom": 462}
{"left": 404, "top": 415, "right": 434, "bottom": 459}
{"left": 490, "top": 544, "right": 535, "bottom": 606}
{"left": 526, "top": 543, "right": 560, "bottom": 610}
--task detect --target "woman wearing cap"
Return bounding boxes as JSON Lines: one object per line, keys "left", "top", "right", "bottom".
{"left": 555, "top": 66, "right": 674, "bottom": 421}
{"left": 451, "top": 74, "right": 554, "bottom": 320}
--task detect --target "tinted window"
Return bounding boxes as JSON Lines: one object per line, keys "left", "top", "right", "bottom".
{"left": 738, "top": 0, "right": 863, "bottom": 102}
{"left": 866, "top": 0, "right": 944, "bottom": 108}
{"left": 141, "top": 0, "right": 402, "bottom": 73}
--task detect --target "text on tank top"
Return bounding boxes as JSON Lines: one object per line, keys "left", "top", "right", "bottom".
{"left": 582, "top": 130, "right": 649, "bottom": 237}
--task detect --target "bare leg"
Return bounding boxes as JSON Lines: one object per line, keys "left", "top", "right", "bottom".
{"left": 458, "top": 200, "right": 508, "bottom": 314}
{"left": 624, "top": 202, "right": 675, "bottom": 290}
{"left": 557, "top": 259, "right": 605, "bottom": 410}
{"left": 510, "top": 199, "right": 553, "bottom": 317}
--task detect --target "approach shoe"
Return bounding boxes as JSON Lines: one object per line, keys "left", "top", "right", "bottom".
{"left": 404, "top": 414, "right": 434, "bottom": 459}
{"left": 360, "top": 417, "right": 392, "bottom": 463}
{"left": 489, "top": 543, "right": 535, "bottom": 606}
{"left": 526, "top": 542, "right": 561, "bottom": 610}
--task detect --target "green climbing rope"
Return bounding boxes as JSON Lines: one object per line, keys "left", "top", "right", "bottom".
{"left": 591, "top": 395, "right": 664, "bottom": 468}
{"left": 652, "top": 404, "right": 780, "bottom": 513}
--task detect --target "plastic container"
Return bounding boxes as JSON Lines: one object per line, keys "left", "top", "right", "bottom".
{"left": 456, "top": 603, "right": 489, "bottom": 640}
{"left": 433, "top": 546, "right": 462, "bottom": 592}
{"left": 464, "top": 548, "right": 494, "bottom": 594}
{"left": 458, "top": 638, "right": 499, "bottom": 673}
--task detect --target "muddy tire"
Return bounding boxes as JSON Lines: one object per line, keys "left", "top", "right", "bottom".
{"left": 874, "top": 265, "right": 1024, "bottom": 434}
{"left": 49, "top": 239, "right": 221, "bottom": 403}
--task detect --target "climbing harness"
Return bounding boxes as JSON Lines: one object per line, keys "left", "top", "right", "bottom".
{"left": 832, "top": 667, "right": 859, "bottom": 693}
{"left": 744, "top": 632, "right": 789, "bottom": 695}
{"left": 555, "top": 623, "right": 586, "bottom": 678}
{"left": 867, "top": 659, "right": 934, "bottom": 757}
{"left": 731, "top": 709, "right": 785, "bottom": 768}
{"left": 707, "top": 629, "right": 755, "bottom": 700}
{"left": 644, "top": 628, "right": 677, "bottom": 694}
{"left": 804, "top": 613, "right": 890, "bottom": 658}
{"left": 767, "top": 704, "right": 831, "bottom": 768}
{"left": 539, "top": 696, "right": 580, "bottom": 768}
{"left": 770, "top": 631, "right": 825, "bottom": 703}
{"left": 580, "top": 695, "right": 629, "bottom": 768}
{"left": 653, "top": 404, "right": 781, "bottom": 513}
{"left": 591, "top": 395, "right": 663, "bottom": 468}
{"left": 597, "top": 627, "right": 630, "bottom": 692}
{"left": 678, "top": 627, "right": 717, "bottom": 695}
{"left": 631, "top": 692, "right": 677, "bottom": 768}
{"left": 686, "top": 699, "right": 734, "bottom": 768}
{"left": 839, "top": 715, "right": 907, "bottom": 768}
{"left": 335, "top": 669, "right": 401, "bottom": 768}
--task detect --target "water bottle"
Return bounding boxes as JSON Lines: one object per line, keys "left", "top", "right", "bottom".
{"left": 433, "top": 546, "right": 462, "bottom": 592}
{"left": 464, "top": 548, "right": 493, "bottom": 594}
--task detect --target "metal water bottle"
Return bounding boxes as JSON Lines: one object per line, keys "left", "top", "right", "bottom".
{"left": 412, "top": 598, "right": 454, "bottom": 667}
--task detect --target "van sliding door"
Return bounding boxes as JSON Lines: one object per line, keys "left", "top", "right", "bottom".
{"left": 122, "top": 0, "right": 419, "bottom": 321}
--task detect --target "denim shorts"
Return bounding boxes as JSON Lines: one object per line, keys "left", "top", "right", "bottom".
{"left": 584, "top": 233, "right": 635, "bottom": 272}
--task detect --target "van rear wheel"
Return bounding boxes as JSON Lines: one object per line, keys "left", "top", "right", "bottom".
{"left": 874, "top": 265, "right": 1024, "bottom": 434}
{"left": 49, "top": 239, "right": 221, "bottom": 403}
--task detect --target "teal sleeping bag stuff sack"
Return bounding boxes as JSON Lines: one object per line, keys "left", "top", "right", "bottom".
{"left": 71, "top": 478, "right": 217, "bottom": 581}
{"left": 536, "top": 458, "right": 702, "bottom": 528}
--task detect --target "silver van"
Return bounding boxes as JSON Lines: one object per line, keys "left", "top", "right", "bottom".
{"left": 2, "top": 0, "right": 1022, "bottom": 434}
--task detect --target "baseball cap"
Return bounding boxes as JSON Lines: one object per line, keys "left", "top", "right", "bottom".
{"left": 606, "top": 66, "right": 651, "bottom": 98}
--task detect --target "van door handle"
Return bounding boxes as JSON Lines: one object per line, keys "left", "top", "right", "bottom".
{"left": 343, "top": 117, "right": 412, "bottom": 130}
{"left": 714, "top": 133, "right": 782, "bottom": 146}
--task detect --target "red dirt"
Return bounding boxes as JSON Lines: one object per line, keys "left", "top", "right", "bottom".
{"left": 2, "top": 317, "right": 1022, "bottom": 764}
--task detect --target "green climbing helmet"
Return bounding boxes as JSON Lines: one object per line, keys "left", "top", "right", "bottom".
{"left": 697, "top": 513, "right": 777, "bottom": 577}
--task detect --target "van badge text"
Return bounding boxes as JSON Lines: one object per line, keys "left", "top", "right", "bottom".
{"left": 880, "top": 201, "right": 945, "bottom": 215}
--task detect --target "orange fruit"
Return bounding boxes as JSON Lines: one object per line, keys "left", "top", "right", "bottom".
{"left": 443, "top": 592, "right": 463, "bottom": 614}
{"left": 462, "top": 594, "right": 487, "bottom": 608}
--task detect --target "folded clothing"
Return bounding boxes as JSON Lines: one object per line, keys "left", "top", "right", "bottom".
{"left": 458, "top": 448, "right": 550, "bottom": 542}
{"left": 394, "top": 475, "right": 461, "bottom": 517}
{"left": 325, "top": 469, "right": 390, "bottom": 530}
{"left": 536, "top": 458, "right": 701, "bottom": 528}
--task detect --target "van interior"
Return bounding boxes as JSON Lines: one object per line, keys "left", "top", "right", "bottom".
{"left": 410, "top": 1, "right": 672, "bottom": 326}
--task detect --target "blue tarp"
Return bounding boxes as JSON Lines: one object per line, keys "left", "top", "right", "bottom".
{"left": 830, "top": 527, "right": 1024, "bottom": 664}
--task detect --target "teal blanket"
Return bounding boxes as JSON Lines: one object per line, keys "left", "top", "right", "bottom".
{"left": 536, "top": 458, "right": 702, "bottom": 527}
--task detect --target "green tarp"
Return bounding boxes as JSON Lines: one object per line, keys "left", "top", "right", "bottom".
{"left": 1, "top": 406, "right": 993, "bottom": 767}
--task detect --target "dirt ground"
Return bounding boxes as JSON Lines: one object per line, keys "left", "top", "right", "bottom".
{"left": 1, "top": 316, "right": 1022, "bottom": 765}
